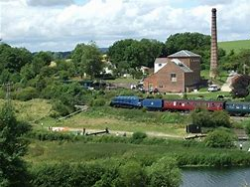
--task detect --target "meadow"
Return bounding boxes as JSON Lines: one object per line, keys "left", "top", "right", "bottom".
{"left": 218, "top": 40, "right": 250, "bottom": 54}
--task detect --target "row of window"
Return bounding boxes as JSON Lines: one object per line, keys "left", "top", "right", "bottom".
{"left": 166, "top": 101, "right": 223, "bottom": 107}
{"left": 226, "top": 104, "right": 250, "bottom": 110}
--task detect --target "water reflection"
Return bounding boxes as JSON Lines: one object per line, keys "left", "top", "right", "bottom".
{"left": 181, "top": 167, "right": 250, "bottom": 187}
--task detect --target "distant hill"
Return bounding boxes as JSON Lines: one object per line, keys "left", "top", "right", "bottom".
{"left": 99, "top": 47, "right": 108, "bottom": 53}
{"left": 218, "top": 40, "right": 250, "bottom": 54}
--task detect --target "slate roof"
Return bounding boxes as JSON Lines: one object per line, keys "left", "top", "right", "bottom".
{"left": 154, "top": 58, "right": 168, "bottom": 64}
{"left": 170, "top": 59, "right": 193, "bottom": 73}
{"left": 168, "top": 50, "right": 200, "bottom": 58}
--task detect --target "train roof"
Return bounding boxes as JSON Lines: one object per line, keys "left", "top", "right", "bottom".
{"left": 163, "top": 99, "right": 224, "bottom": 103}
{"left": 115, "top": 96, "right": 140, "bottom": 99}
{"left": 225, "top": 101, "right": 250, "bottom": 105}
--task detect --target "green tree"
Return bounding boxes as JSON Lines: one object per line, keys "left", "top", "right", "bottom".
{"left": 0, "top": 43, "right": 32, "bottom": 73}
{"left": 72, "top": 43, "right": 103, "bottom": 79}
{"left": 0, "top": 102, "right": 32, "bottom": 186}
{"left": 165, "top": 32, "right": 212, "bottom": 70}
{"left": 231, "top": 75, "right": 250, "bottom": 98}
{"left": 147, "top": 157, "right": 181, "bottom": 187}
{"left": 108, "top": 39, "right": 166, "bottom": 76}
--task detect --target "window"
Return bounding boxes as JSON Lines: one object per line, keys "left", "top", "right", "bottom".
{"left": 159, "top": 63, "right": 162, "bottom": 67}
{"left": 170, "top": 73, "right": 177, "bottom": 82}
{"left": 159, "top": 85, "right": 163, "bottom": 88}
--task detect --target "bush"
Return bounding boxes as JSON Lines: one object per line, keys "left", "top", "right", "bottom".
{"left": 204, "top": 128, "right": 237, "bottom": 148}
{"left": 90, "top": 98, "right": 106, "bottom": 107}
{"left": 118, "top": 161, "right": 147, "bottom": 187}
{"left": 52, "top": 100, "right": 73, "bottom": 116}
{"left": 131, "top": 132, "right": 147, "bottom": 144}
{"left": 190, "top": 109, "right": 231, "bottom": 128}
{"left": 147, "top": 157, "right": 181, "bottom": 187}
{"left": 15, "top": 86, "right": 39, "bottom": 101}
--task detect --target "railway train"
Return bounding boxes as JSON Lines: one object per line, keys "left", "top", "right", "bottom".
{"left": 110, "top": 96, "right": 250, "bottom": 116}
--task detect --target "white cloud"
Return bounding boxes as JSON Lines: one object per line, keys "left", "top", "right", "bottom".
{"left": 26, "top": 0, "right": 74, "bottom": 7}
{"left": 1, "top": 0, "right": 249, "bottom": 52}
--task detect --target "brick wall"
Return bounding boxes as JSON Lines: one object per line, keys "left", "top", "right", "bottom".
{"left": 144, "top": 56, "right": 201, "bottom": 93}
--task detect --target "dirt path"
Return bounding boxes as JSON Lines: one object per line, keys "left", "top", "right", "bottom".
{"left": 50, "top": 127, "right": 184, "bottom": 139}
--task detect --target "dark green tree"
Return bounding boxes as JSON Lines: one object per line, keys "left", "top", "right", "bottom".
{"left": 108, "top": 39, "right": 166, "bottom": 76}
{"left": 72, "top": 43, "right": 103, "bottom": 79}
{"left": 0, "top": 102, "right": 32, "bottom": 186}
{"left": 0, "top": 43, "right": 32, "bottom": 73}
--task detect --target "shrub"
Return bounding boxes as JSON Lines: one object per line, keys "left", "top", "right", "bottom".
{"left": 118, "top": 161, "right": 147, "bottom": 187}
{"left": 147, "top": 157, "right": 181, "bottom": 187}
{"left": 190, "top": 108, "right": 212, "bottom": 127}
{"left": 204, "top": 128, "right": 237, "bottom": 148}
{"left": 131, "top": 132, "right": 147, "bottom": 144}
{"left": 15, "top": 86, "right": 39, "bottom": 101}
{"left": 90, "top": 98, "right": 106, "bottom": 107}
{"left": 212, "top": 111, "right": 231, "bottom": 128}
{"left": 191, "top": 109, "right": 231, "bottom": 128}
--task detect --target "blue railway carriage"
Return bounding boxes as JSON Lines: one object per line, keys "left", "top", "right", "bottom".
{"left": 110, "top": 96, "right": 142, "bottom": 108}
{"left": 225, "top": 101, "right": 250, "bottom": 116}
{"left": 142, "top": 99, "right": 163, "bottom": 110}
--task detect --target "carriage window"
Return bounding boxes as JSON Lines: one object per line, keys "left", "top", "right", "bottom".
{"left": 243, "top": 105, "right": 247, "bottom": 109}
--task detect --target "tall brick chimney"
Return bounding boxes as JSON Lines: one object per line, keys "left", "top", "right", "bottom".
{"left": 209, "top": 8, "right": 218, "bottom": 79}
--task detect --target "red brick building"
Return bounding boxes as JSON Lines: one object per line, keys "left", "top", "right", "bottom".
{"left": 143, "top": 50, "right": 201, "bottom": 93}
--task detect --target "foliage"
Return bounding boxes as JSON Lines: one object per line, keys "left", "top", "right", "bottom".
{"left": 29, "top": 157, "right": 182, "bottom": 187}
{"left": 41, "top": 81, "right": 89, "bottom": 116}
{"left": 72, "top": 43, "right": 103, "bottom": 79}
{"left": 147, "top": 157, "right": 181, "bottom": 187}
{"left": 243, "top": 120, "right": 250, "bottom": 135}
{"left": 190, "top": 108, "right": 231, "bottom": 128}
{"left": 90, "top": 98, "right": 106, "bottom": 107}
{"left": 0, "top": 102, "right": 32, "bottom": 187}
{"left": 131, "top": 131, "right": 147, "bottom": 144}
{"left": 108, "top": 39, "right": 166, "bottom": 77}
{"left": 30, "top": 163, "right": 105, "bottom": 187}
{"left": 0, "top": 43, "right": 32, "bottom": 73}
{"left": 118, "top": 161, "right": 147, "bottom": 187}
{"left": 165, "top": 32, "right": 214, "bottom": 69}
{"left": 14, "top": 87, "right": 39, "bottom": 101}
{"left": 165, "top": 32, "right": 210, "bottom": 55}
{"left": 221, "top": 49, "right": 250, "bottom": 73}
{"left": 204, "top": 128, "right": 237, "bottom": 148}
{"left": 231, "top": 75, "right": 250, "bottom": 98}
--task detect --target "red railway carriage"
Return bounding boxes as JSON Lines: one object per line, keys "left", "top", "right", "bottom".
{"left": 163, "top": 100, "right": 224, "bottom": 111}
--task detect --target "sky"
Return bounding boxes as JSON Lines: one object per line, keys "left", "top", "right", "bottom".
{"left": 0, "top": 0, "right": 249, "bottom": 52}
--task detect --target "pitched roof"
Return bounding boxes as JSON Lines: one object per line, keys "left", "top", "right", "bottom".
{"left": 168, "top": 50, "right": 200, "bottom": 58}
{"left": 170, "top": 59, "right": 193, "bottom": 73}
{"left": 154, "top": 58, "right": 168, "bottom": 64}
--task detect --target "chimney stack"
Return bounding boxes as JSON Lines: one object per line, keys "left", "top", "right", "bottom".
{"left": 209, "top": 8, "right": 218, "bottom": 79}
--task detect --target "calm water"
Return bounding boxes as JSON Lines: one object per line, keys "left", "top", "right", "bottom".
{"left": 181, "top": 167, "right": 250, "bottom": 187}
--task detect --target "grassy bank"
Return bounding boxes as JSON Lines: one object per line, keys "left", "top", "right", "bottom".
{"left": 25, "top": 136, "right": 250, "bottom": 167}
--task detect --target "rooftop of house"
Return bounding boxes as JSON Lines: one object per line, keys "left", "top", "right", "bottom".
{"left": 168, "top": 50, "right": 201, "bottom": 58}
{"left": 170, "top": 59, "right": 193, "bottom": 73}
{"left": 154, "top": 57, "right": 168, "bottom": 64}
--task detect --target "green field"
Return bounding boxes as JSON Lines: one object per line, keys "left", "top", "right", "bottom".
{"left": 25, "top": 139, "right": 242, "bottom": 164}
{"left": 218, "top": 40, "right": 250, "bottom": 54}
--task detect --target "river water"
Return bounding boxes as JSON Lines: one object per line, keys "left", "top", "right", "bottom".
{"left": 181, "top": 167, "right": 250, "bottom": 187}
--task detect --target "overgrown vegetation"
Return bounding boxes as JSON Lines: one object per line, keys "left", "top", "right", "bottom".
{"left": 190, "top": 108, "right": 231, "bottom": 128}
